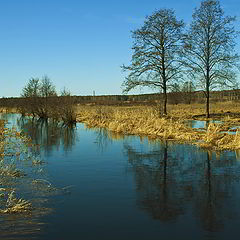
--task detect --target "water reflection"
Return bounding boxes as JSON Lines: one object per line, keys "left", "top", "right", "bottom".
{"left": 3, "top": 113, "right": 240, "bottom": 239}
{"left": 93, "top": 128, "right": 113, "bottom": 151}
{"left": 0, "top": 114, "right": 54, "bottom": 239}
{"left": 124, "top": 141, "right": 240, "bottom": 232}
{"left": 16, "top": 117, "right": 78, "bottom": 155}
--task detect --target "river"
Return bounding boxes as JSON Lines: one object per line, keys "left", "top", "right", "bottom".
{"left": 1, "top": 113, "right": 240, "bottom": 240}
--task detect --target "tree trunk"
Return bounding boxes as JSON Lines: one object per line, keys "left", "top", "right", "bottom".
{"left": 163, "top": 87, "right": 167, "bottom": 115}
{"left": 206, "top": 91, "right": 210, "bottom": 118}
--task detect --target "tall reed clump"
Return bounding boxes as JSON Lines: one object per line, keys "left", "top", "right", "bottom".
{"left": 197, "top": 123, "right": 240, "bottom": 150}
{"left": 213, "top": 130, "right": 240, "bottom": 150}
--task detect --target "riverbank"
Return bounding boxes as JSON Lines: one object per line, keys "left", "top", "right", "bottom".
{"left": 75, "top": 103, "right": 240, "bottom": 151}
{"left": 2, "top": 102, "right": 240, "bottom": 151}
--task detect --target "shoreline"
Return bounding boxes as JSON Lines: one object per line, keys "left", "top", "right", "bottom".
{"left": 2, "top": 103, "right": 240, "bottom": 151}
{"left": 75, "top": 104, "right": 240, "bottom": 151}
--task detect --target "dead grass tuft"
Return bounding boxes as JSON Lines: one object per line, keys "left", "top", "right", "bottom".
{"left": 0, "top": 190, "right": 32, "bottom": 214}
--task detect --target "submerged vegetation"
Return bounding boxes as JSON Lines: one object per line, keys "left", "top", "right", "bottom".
{"left": 0, "top": 119, "right": 60, "bottom": 216}
{"left": 0, "top": 120, "right": 32, "bottom": 214}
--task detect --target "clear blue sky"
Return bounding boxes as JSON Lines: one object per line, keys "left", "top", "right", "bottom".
{"left": 0, "top": 0, "right": 239, "bottom": 97}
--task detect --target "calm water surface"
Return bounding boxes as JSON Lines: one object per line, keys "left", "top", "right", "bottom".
{"left": 1, "top": 113, "right": 240, "bottom": 240}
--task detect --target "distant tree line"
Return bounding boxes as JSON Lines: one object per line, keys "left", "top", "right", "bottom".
{"left": 2, "top": 88, "right": 240, "bottom": 111}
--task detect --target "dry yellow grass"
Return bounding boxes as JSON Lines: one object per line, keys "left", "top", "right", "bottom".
{"left": 198, "top": 123, "right": 240, "bottom": 150}
{"left": 0, "top": 190, "right": 32, "bottom": 214}
{"left": 75, "top": 102, "right": 240, "bottom": 151}
{"left": 168, "top": 101, "right": 240, "bottom": 119}
{"left": 77, "top": 105, "right": 196, "bottom": 140}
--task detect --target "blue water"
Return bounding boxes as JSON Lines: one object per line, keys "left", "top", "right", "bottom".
{"left": 1, "top": 114, "right": 240, "bottom": 240}
{"left": 185, "top": 120, "right": 223, "bottom": 129}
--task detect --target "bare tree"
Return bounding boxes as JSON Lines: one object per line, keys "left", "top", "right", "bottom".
{"left": 121, "top": 9, "right": 184, "bottom": 115}
{"left": 182, "top": 0, "right": 240, "bottom": 118}
{"left": 20, "top": 78, "right": 40, "bottom": 116}
{"left": 21, "top": 78, "right": 40, "bottom": 98}
{"left": 21, "top": 76, "right": 56, "bottom": 98}
{"left": 21, "top": 76, "right": 57, "bottom": 119}
{"left": 40, "top": 75, "right": 57, "bottom": 98}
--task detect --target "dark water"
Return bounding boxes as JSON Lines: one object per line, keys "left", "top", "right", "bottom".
{"left": 1, "top": 114, "right": 240, "bottom": 240}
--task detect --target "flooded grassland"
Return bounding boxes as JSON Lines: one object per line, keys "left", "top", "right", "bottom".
{"left": 75, "top": 103, "right": 240, "bottom": 151}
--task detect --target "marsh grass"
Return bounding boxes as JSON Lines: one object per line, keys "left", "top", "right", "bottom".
{"left": 77, "top": 105, "right": 200, "bottom": 141}
{"left": 0, "top": 190, "right": 32, "bottom": 214}
{"left": 75, "top": 103, "right": 240, "bottom": 151}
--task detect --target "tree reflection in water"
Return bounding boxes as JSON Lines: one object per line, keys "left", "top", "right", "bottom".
{"left": 123, "top": 140, "right": 240, "bottom": 232}
{"left": 16, "top": 117, "right": 78, "bottom": 155}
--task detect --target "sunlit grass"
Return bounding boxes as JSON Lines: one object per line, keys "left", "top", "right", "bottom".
{"left": 75, "top": 102, "right": 240, "bottom": 151}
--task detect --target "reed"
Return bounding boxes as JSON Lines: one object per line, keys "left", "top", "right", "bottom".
{"left": 75, "top": 104, "right": 240, "bottom": 151}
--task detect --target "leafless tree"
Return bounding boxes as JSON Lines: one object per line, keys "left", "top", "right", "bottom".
{"left": 21, "top": 78, "right": 40, "bottom": 98}
{"left": 20, "top": 76, "right": 57, "bottom": 119}
{"left": 121, "top": 9, "right": 184, "bottom": 115}
{"left": 182, "top": 0, "right": 240, "bottom": 118}
{"left": 40, "top": 76, "right": 57, "bottom": 98}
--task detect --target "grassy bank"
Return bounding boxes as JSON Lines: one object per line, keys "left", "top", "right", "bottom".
{"left": 75, "top": 102, "right": 240, "bottom": 151}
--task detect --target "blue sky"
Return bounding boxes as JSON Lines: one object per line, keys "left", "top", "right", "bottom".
{"left": 0, "top": 0, "right": 239, "bottom": 97}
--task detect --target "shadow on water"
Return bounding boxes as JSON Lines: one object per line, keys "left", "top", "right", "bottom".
{"left": 123, "top": 140, "right": 240, "bottom": 233}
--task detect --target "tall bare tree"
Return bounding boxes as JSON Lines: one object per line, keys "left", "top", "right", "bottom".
{"left": 21, "top": 76, "right": 57, "bottom": 119}
{"left": 21, "top": 78, "right": 40, "bottom": 98}
{"left": 182, "top": 0, "right": 239, "bottom": 118}
{"left": 121, "top": 9, "right": 184, "bottom": 115}
{"left": 40, "top": 75, "right": 57, "bottom": 98}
